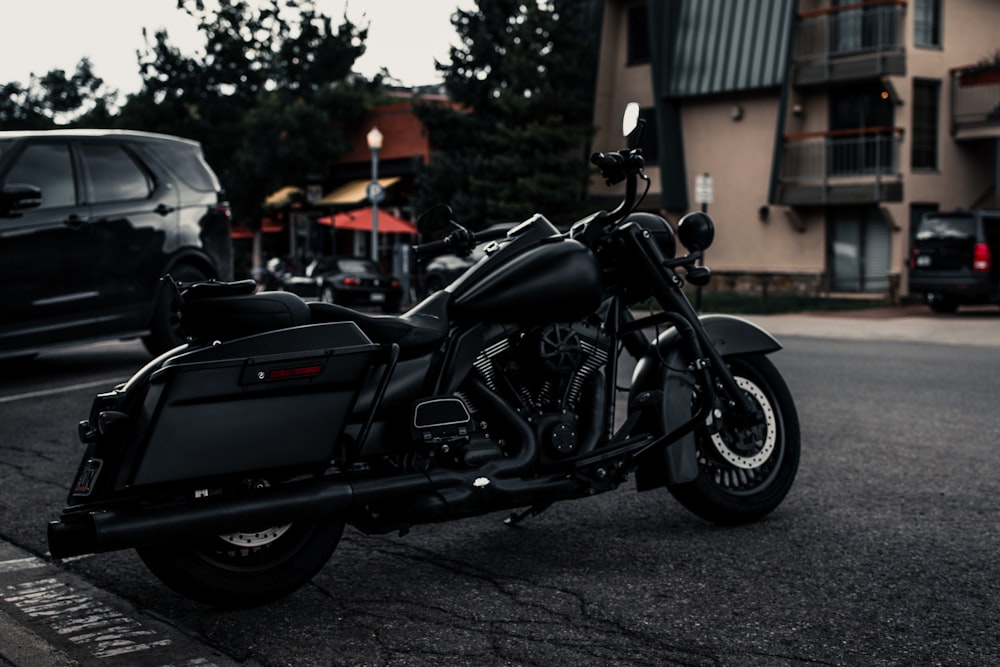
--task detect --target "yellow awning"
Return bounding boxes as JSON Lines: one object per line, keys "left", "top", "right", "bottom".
{"left": 316, "top": 177, "right": 400, "bottom": 205}
{"left": 263, "top": 186, "right": 303, "bottom": 208}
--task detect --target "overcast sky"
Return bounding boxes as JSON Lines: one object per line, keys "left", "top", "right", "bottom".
{"left": 0, "top": 0, "right": 473, "bottom": 96}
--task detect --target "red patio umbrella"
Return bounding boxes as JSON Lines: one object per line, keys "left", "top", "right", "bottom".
{"left": 317, "top": 207, "right": 417, "bottom": 234}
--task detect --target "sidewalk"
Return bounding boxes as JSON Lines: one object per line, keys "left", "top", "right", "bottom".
{"left": 740, "top": 303, "right": 1000, "bottom": 348}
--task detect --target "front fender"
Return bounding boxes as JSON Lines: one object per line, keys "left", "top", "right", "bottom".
{"left": 630, "top": 315, "right": 782, "bottom": 489}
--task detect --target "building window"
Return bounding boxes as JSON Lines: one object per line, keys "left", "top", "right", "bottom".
{"left": 828, "top": 84, "right": 896, "bottom": 176}
{"left": 914, "top": 0, "right": 941, "bottom": 48}
{"left": 626, "top": 3, "right": 650, "bottom": 66}
{"left": 911, "top": 79, "right": 940, "bottom": 170}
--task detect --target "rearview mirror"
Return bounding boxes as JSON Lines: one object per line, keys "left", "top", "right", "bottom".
{"left": 0, "top": 183, "right": 42, "bottom": 215}
{"left": 622, "top": 102, "right": 640, "bottom": 137}
{"left": 417, "top": 203, "right": 468, "bottom": 242}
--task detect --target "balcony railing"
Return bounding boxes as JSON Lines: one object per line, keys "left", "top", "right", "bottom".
{"left": 778, "top": 127, "right": 904, "bottom": 205}
{"left": 950, "top": 67, "right": 1000, "bottom": 136}
{"left": 793, "top": 0, "right": 906, "bottom": 85}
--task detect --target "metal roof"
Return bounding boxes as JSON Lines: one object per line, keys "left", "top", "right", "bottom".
{"left": 657, "top": 0, "right": 796, "bottom": 98}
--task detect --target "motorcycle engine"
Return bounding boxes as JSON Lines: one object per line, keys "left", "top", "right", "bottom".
{"left": 471, "top": 321, "right": 611, "bottom": 461}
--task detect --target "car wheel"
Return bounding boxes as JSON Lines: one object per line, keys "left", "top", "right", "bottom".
{"left": 927, "top": 293, "right": 958, "bottom": 314}
{"left": 143, "top": 265, "right": 207, "bottom": 356}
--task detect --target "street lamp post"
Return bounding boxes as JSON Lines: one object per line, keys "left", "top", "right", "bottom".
{"left": 366, "top": 126, "right": 383, "bottom": 264}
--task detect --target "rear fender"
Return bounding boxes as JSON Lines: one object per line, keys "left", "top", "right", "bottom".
{"left": 630, "top": 315, "right": 782, "bottom": 488}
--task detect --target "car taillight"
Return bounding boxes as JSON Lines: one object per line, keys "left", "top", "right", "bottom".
{"left": 212, "top": 203, "right": 232, "bottom": 220}
{"left": 343, "top": 277, "right": 362, "bottom": 286}
{"left": 390, "top": 279, "right": 401, "bottom": 289}
{"left": 909, "top": 246, "right": 919, "bottom": 270}
{"left": 973, "top": 242, "right": 991, "bottom": 272}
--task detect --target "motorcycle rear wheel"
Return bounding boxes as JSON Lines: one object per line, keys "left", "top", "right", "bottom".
{"left": 137, "top": 514, "right": 345, "bottom": 608}
{"left": 668, "top": 353, "right": 800, "bottom": 524}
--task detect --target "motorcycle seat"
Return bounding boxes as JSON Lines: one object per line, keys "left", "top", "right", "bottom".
{"left": 308, "top": 290, "right": 449, "bottom": 352}
{"left": 178, "top": 281, "right": 450, "bottom": 352}
{"left": 179, "top": 290, "right": 313, "bottom": 342}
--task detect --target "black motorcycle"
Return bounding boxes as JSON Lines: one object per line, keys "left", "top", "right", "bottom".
{"left": 48, "top": 105, "right": 800, "bottom": 607}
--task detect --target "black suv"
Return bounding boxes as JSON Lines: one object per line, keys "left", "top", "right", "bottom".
{"left": 0, "top": 129, "right": 232, "bottom": 358}
{"left": 909, "top": 210, "right": 1000, "bottom": 313}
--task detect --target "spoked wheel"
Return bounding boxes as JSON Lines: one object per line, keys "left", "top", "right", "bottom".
{"left": 137, "top": 507, "right": 345, "bottom": 608}
{"left": 668, "top": 353, "right": 800, "bottom": 524}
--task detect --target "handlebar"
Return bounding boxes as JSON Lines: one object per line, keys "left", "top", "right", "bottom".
{"left": 412, "top": 224, "right": 512, "bottom": 260}
{"left": 415, "top": 146, "right": 646, "bottom": 259}
{"left": 590, "top": 148, "right": 644, "bottom": 227}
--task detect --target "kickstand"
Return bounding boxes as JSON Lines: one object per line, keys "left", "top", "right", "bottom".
{"left": 503, "top": 503, "right": 552, "bottom": 527}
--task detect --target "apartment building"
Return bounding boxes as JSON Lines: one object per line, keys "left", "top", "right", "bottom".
{"left": 591, "top": 0, "right": 1000, "bottom": 296}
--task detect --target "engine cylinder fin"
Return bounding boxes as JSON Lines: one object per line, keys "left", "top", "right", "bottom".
{"left": 565, "top": 340, "right": 609, "bottom": 407}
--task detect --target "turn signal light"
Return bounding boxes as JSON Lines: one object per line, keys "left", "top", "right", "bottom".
{"left": 973, "top": 243, "right": 991, "bottom": 272}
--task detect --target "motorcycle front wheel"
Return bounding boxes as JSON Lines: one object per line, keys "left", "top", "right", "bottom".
{"left": 137, "top": 514, "right": 345, "bottom": 608}
{"left": 668, "top": 353, "right": 800, "bottom": 524}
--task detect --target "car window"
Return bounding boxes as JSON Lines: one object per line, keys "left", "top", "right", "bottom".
{"left": 2, "top": 142, "right": 76, "bottom": 209}
{"left": 140, "top": 141, "right": 219, "bottom": 192}
{"left": 80, "top": 143, "right": 152, "bottom": 203}
{"left": 915, "top": 215, "right": 975, "bottom": 240}
{"left": 337, "top": 258, "right": 377, "bottom": 273}
{"left": 982, "top": 216, "right": 1000, "bottom": 248}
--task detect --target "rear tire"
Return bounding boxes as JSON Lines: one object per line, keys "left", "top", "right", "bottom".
{"left": 668, "top": 354, "right": 800, "bottom": 524}
{"left": 137, "top": 514, "right": 344, "bottom": 608}
{"left": 143, "top": 265, "right": 207, "bottom": 355}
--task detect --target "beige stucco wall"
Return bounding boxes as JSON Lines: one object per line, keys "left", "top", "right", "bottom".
{"left": 590, "top": 0, "right": 1000, "bottom": 294}
{"left": 679, "top": 95, "right": 826, "bottom": 274}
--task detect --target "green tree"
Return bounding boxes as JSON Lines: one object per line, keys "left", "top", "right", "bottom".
{"left": 116, "top": 0, "right": 379, "bottom": 225}
{"left": 0, "top": 58, "right": 117, "bottom": 129}
{"left": 417, "top": 0, "right": 600, "bottom": 227}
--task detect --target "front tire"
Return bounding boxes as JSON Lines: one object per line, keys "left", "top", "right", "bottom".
{"left": 137, "top": 514, "right": 344, "bottom": 608}
{"left": 668, "top": 354, "right": 800, "bottom": 524}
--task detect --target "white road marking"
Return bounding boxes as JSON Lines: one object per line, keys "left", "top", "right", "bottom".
{"left": 0, "top": 378, "right": 120, "bottom": 405}
{"left": 3, "top": 578, "right": 171, "bottom": 658}
{"left": 0, "top": 556, "right": 47, "bottom": 573}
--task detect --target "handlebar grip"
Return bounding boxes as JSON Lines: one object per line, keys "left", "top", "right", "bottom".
{"left": 591, "top": 151, "right": 628, "bottom": 185}
{"left": 591, "top": 151, "right": 624, "bottom": 169}
{"left": 412, "top": 238, "right": 453, "bottom": 258}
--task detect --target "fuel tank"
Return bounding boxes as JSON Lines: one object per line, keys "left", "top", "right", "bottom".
{"left": 449, "top": 214, "right": 601, "bottom": 324}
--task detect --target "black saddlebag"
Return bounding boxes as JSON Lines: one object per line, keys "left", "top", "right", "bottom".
{"left": 128, "top": 322, "right": 379, "bottom": 486}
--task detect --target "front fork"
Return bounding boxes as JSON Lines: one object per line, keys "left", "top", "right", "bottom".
{"left": 617, "top": 223, "right": 760, "bottom": 422}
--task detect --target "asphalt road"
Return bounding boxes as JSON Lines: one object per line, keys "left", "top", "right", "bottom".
{"left": 1, "top": 307, "right": 998, "bottom": 666}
